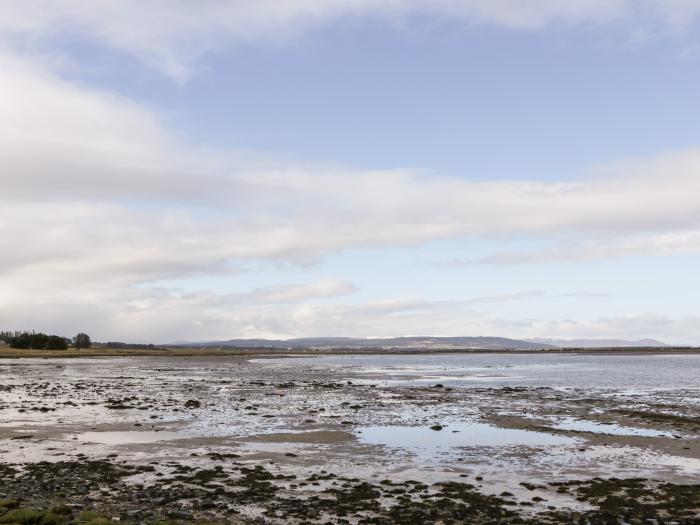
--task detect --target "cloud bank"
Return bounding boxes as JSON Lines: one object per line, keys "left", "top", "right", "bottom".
{"left": 3, "top": 50, "right": 700, "bottom": 284}
{"left": 2, "top": 3, "right": 700, "bottom": 342}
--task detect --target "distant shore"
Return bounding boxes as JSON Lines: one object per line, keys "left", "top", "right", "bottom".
{"left": 0, "top": 345, "right": 698, "bottom": 358}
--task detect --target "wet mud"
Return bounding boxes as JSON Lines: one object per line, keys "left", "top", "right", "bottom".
{"left": 0, "top": 355, "right": 698, "bottom": 523}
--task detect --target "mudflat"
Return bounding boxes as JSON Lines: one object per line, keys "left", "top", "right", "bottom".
{"left": 0, "top": 353, "right": 698, "bottom": 523}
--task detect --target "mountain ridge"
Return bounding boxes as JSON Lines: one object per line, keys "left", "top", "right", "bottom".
{"left": 174, "top": 336, "right": 673, "bottom": 350}
{"left": 177, "top": 336, "right": 555, "bottom": 350}
{"left": 527, "top": 338, "right": 669, "bottom": 348}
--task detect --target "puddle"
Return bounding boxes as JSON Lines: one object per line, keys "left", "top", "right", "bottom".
{"left": 78, "top": 431, "right": 184, "bottom": 444}
{"left": 552, "top": 418, "right": 672, "bottom": 437}
{"left": 357, "top": 421, "right": 579, "bottom": 453}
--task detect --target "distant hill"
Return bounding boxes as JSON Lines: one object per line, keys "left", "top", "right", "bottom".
{"left": 180, "top": 336, "right": 555, "bottom": 351}
{"left": 527, "top": 338, "right": 668, "bottom": 348}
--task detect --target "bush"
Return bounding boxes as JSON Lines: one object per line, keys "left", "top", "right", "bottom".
{"left": 0, "top": 509, "right": 47, "bottom": 524}
{"left": 46, "top": 336, "right": 69, "bottom": 350}
{"left": 2, "top": 331, "right": 71, "bottom": 350}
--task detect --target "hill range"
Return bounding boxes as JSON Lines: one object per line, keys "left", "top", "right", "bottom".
{"left": 177, "top": 336, "right": 669, "bottom": 351}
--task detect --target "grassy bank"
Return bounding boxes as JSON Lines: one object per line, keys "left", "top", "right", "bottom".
{"left": 0, "top": 347, "right": 259, "bottom": 358}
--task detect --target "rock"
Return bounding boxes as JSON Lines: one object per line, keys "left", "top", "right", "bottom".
{"left": 168, "top": 510, "right": 193, "bottom": 520}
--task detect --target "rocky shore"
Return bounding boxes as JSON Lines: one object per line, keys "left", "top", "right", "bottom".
{"left": 0, "top": 355, "right": 698, "bottom": 524}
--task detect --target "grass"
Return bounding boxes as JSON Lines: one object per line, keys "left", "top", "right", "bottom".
{"left": 0, "top": 346, "right": 261, "bottom": 359}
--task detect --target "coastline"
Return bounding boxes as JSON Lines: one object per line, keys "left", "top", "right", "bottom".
{"left": 1, "top": 353, "right": 698, "bottom": 523}
{"left": 0, "top": 345, "right": 698, "bottom": 359}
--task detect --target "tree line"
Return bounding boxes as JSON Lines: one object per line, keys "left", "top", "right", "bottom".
{"left": 0, "top": 331, "right": 91, "bottom": 350}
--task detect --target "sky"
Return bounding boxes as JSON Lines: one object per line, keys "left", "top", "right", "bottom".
{"left": 2, "top": 0, "right": 700, "bottom": 344}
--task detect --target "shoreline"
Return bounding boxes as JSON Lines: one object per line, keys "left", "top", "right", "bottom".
{"left": 1, "top": 353, "right": 698, "bottom": 523}
{"left": 0, "top": 345, "right": 699, "bottom": 359}
{"left": 0, "top": 349, "right": 700, "bottom": 525}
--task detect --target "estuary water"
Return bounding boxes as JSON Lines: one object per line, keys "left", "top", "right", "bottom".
{"left": 1, "top": 351, "right": 699, "bottom": 495}
{"left": 255, "top": 352, "right": 700, "bottom": 390}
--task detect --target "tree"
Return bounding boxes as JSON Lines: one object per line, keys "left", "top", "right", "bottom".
{"left": 32, "top": 333, "right": 49, "bottom": 349}
{"left": 4, "top": 331, "right": 69, "bottom": 350}
{"left": 74, "top": 333, "right": 91, "bottom": 349}
{"left": 9, "top": 332, "right": 33, "bottom": 349}
{"left": 46, "top": 335, "right": 69, "bottom": 350}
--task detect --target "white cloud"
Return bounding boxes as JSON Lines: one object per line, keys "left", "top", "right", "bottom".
{"left": 1, "top": 1, "right": 700, "bottom": 80}
{"left": 0, "top": 284, "right": 547, "bottom": 343}
{"left": 2, "top": 33, "right": 700, "bottom": 341}
{"left": 452, "top": 229, "right": 700, "bottom": 265}
{"left": 511, "top": 313, "right": 700, "bottom": 346}
{"left": 222, "top": 278, "right": 358, "bottom": 305}
{"left": 5, "top": 286, "right": 694, "bottom": 344}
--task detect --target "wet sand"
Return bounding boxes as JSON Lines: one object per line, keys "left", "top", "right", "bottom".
{"left": 0, "top": 354, "right": 698, "bottom": 523}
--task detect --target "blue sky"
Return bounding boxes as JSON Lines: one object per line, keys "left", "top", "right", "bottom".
{"left": 1, "top": 1, "right": 700, "bottom": 343}
{"left": 62, "top": 17, "right": 700, "bottom": 179}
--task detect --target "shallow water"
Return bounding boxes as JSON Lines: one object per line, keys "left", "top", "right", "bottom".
{"left": 257, "top": 353, "right": 700, "bottom": 390}
{"left": 358, "top": 421, "right": 579, "bottom": 450}
{"left": 551, "top": 417, "right": 672, "bottom": 437}
{"left": 79, "top": 430, "right": 182, "bottom": 444}
{"left": 1, "top": 353, "right": 698, "bottom": 489}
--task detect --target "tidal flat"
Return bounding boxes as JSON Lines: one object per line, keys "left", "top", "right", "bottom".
{"left": 0, "top": 353, "right": 698, "bottom": 524}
